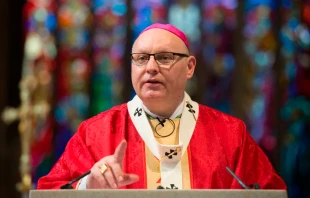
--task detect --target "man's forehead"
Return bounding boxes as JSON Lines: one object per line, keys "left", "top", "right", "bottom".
{"left": 135, "top": 29, "right": 173, "bottom": 43}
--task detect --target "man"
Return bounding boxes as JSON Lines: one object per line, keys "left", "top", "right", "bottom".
{"left": 37, "top": 23, "right": 286, "bottom": 190}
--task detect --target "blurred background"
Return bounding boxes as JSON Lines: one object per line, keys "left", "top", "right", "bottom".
{"left": 0, "top": 0, "right": 309, "bottom": 197}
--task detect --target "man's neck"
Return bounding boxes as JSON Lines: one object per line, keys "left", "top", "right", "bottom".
{"left": 142, "top": 99, "right": 184, "bottom": 119}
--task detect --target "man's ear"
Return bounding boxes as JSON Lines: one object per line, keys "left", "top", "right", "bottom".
{"left": 187, "top": 56, "right": 196, "bottom": 79}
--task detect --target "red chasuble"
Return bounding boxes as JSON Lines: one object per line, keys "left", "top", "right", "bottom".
{"left": 37, "top": 104, "right": 286, "bottom": 189}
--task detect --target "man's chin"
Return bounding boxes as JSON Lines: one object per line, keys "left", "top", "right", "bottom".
{"left": 140, "top": 91, "right": 165, "bottom": 101}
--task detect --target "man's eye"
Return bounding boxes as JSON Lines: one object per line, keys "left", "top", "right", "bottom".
{"left": 137, "top": 56, "right": 148, "bottom": 61}
{"left": 158, "top": 54, "right": 173, "bottom": 60}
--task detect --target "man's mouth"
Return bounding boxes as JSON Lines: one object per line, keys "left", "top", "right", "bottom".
{"left": 145, "top": 79, "right": 161, "bottom": 84}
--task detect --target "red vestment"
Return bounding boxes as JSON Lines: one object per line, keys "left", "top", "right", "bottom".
{"left": 37, "top": 104, "right": 286, "bottom": 189}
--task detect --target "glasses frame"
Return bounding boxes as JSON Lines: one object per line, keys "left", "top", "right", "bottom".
{"left": 131, "top": 52, "right": 189, "bottom": 68}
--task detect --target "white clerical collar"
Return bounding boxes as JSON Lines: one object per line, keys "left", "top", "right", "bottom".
{"left": 142, "top": 98, "right": 184, "bottom": 119}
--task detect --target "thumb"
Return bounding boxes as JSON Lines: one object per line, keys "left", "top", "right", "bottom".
{"left": 113, "top": 139, "right": 127, "bottom": 163}
{"left": 119, "top": 173, "right": 140, "bottom": 186}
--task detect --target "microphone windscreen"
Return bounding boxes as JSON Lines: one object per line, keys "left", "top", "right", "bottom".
{"left": 157, "top": 185, "right": 165, "bottom": 189}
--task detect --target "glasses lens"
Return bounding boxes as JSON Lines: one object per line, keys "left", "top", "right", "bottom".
{"left": 132, "top": 54, "right": 149, "bottom": 66}
{"left": 155, "top": 53, "right": 174, "bottom": 65}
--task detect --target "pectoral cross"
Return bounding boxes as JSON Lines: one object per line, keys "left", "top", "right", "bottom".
{"left": 2, "top": 76, "right": 50, "bottom": 194}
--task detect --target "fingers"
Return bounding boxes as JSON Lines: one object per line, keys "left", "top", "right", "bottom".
{"left": 103, "top": 161, "right": 135, "bottom": 188}
{"left": 86, "top": 140, "right": 139, "bottom": 189}
{"left": 88, "top": 167, "right": 139, "bottom": 189}
{"left": 109, "top": 162, "right": 124, "bottom": 184}
{"left": 114, "top": 140, "right": 127, "bottom": 163}
{"left": 106, "top": 139, "right": 128, "bottom": 188}
{"left": 102, "top": 163, "right": 119, "bottom": 189}
{"left": 87, "top": 165, "right": 110, "bottom": 189}
{"left": 119, "top": 173, "right": 139, "bottom": 186}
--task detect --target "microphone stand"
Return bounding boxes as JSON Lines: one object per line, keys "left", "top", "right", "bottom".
{"left": 226, "top": 167, "right": 260, "bottom": 189}
{"left": 60, "top": 171, "right": 91, "bottom": 189}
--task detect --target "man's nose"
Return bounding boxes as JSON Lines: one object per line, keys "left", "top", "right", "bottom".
{"left": 146, "top": 56, "right": 159, "bottom": 74}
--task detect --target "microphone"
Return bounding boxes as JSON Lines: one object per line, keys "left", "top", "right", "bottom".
{"left": 225, "top": 166, "right": 260, "bottom": 189}
{"left": 156, "top": 117, "right": 166, "bottom": 126}
{"left": 60, "top": 171, "right": 91, "bottom": 189}
{"left": 157, "top": 185, "right": 165, "bottom": 189}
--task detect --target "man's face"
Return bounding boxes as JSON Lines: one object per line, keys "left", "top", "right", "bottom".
{"left": 131, "top": 29, "right": 196, "bottom": 104}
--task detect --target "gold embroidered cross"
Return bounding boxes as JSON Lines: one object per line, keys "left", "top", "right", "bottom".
{"left": 160, "top": 147, "right": 181, "bottom": 161}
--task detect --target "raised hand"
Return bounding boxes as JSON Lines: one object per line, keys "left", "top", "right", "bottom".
{"left": 86, "top": 140, "right": 139, "bottom": 189}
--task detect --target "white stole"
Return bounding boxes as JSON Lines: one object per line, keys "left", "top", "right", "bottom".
{"left": 127, "top": 92, "right": 199, "bottom": 189}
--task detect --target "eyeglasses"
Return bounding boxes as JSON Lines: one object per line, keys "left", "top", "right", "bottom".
{"left": 131, "top": 52, "right": 189, "bottom": 68}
